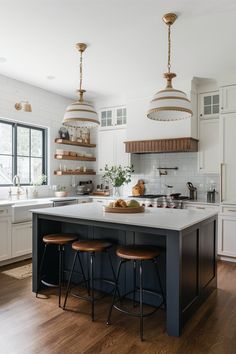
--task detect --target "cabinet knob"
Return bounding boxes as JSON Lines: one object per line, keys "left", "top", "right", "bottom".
{"left": 200, "top": 114, "right": 203, "bottom": 117}
{"left": 221, "top": 107, "right": 223, "bottom": 110}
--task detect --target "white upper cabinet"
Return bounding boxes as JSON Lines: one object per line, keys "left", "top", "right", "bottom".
{"left": 198, "top": 119, "right": 220, "bottom": 174}
{"left": 97, "top": 128, "right": 129, "bottom": 173}
{"left": 199, "top": 91, "right": 220, "bottom": 119}
{"left": 220, "top": 113, "right": 236, "bottom": 203}
{"left": 220, "top": 85, "right": 236, "bottom": 114}
{"left": 198, "top": 91, "right": 220, "bottom": 174}
{"left": 100, "top": 106, "right": 127, "bottom": 129}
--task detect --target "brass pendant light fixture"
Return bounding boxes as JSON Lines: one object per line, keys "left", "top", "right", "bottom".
{"left": 147, "top": 13, "right": 192, "bottom": 121}
{"left": 63, "top": 43, "right": 100, "bottom": 128}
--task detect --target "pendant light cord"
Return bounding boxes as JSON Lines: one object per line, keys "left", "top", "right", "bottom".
{"left": 168, "top": 24, "right": 171, "bottom": 73}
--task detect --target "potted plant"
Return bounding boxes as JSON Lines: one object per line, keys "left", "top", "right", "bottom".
{"left": 31, "top": 174, "right": 47, "bottom": 198}
{"left": 54, "top": 185, "right": 68, "bottom": 198}
{"left": 103, "top": 165, "right": 134, "bottom": 197}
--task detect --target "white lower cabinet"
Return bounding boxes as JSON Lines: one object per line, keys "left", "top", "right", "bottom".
{"left": 12, "top": 222, "right": 32, "bottom": 258}
{"left": 0, "top": 214, "right": 12, "bottom": 261}
{"left": 218, "top": 206, "right": 236, "bottom": 258}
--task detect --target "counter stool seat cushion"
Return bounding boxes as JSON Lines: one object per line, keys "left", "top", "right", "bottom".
{"left": 116, "top": 245, "right": 161, "bottom": 260}
{"left": 72, "top": 240, "right": 112, "bottom": 252}
{"left": 43, "top": 234, "right": 78, "bottom": 245}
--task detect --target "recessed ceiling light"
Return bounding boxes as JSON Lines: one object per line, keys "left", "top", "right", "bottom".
{"left": 0, "top": 57, "right": 7, "bottom": 63}
{"left": 46, "top": 75, "right": 55, "bottom": 80}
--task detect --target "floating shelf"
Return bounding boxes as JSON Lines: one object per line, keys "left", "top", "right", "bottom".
{"left": 54, "top": 170, "right": 96, "bottom": 176}
{"left": 54, "top": 154, "right": 96, "bottom": 162}
{"left": 55, "top": 138, "right": 96, "bottom": 148}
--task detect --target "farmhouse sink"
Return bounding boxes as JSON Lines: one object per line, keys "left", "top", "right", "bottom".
{"left": 12, "top": 200, "right": 53, "bottom": 223}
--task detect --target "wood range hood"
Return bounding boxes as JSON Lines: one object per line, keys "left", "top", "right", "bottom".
{"left": 124, "top": 137, "right": 198, "bottom": 154}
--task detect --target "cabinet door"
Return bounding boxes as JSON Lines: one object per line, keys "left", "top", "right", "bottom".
{"left": 0, "top": 217, "right": 12, "bottom": 261}
{"left": 115, "top": 129, "right": 129, "bottom": 167}
{"left": 220, "top": 113, "right": 236, "bottom": 203}
{"left": 97, "top": 130, "right": 115, "bottom": 173}
{"left": 221, "top": 85, "right": 236, "bottom": 114}
{"left": 12, "top": 222, "right": 32, "bottom": 258}
{"left": 199, "top": 92, "right": 219, "bottom": 119}
{"left": 218, "top": 216, "right": 236, "bottom": 257}
{"left": 198, "top": 119, "right": 219, "bottom": 174}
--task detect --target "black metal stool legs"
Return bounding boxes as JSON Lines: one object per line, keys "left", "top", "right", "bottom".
{"left": 133, "top": 260, "right": 136, "bottom": 307}
{"left": 106, "top": 260, "right": 124, "bottom": 325}
{"left": 90, "top": 252, "right": 95, "bottom": 321}
{"left": 63, "top": 250, "right": 88, "bottom": 309}
{"left": 139, "top": 260, "right": 143, "bottom": 341}
{"left": 36, "top": 244, "right": 47, "bottom": 298}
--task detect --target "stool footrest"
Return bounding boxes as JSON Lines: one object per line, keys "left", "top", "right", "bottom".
{"left": 113, "top": 303, "right": 160, "bottom": 318}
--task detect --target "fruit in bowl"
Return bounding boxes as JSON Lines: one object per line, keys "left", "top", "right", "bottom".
{"left": 127, "top": 199, "right": 140, "bottom": 208}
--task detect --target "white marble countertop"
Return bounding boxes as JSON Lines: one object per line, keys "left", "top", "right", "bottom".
{"left": 31, "top": 202, "right": 218, "bottom": 231}
{"left": 0, "top": 195, "right": 91, "bottom": 207}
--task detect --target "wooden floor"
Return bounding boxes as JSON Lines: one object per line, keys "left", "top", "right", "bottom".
{"left": 0, "top": 260, "right": 236, "bottom": 354}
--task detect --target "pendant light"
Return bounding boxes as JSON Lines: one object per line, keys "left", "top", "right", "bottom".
{"left": 63, "top": 43, "right": 100, "bottom": 128}
{"left": 147, "top": 13, "right": 192, "bottom": 121}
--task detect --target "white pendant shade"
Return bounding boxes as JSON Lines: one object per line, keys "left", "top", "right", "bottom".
{"left": 63, "top": 100, "right": 100, "bottom": 128}
{"left": 62, "top": 42, "right": 100, "bottom": 128}
{"left": 147, "top": 87, "right": 192, "bottom": 121}
{"left": 147, "top": 13, "right": 192, "bottom": 122}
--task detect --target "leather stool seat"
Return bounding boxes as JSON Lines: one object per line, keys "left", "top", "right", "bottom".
{"left": 72, "top": 240, "right": 112, "bottom": 252}
{"left": 43, "top": 234, "right": 77, "bottom": 245}
{"left": 116, "top": 245, "right": 160, "bottom": 260}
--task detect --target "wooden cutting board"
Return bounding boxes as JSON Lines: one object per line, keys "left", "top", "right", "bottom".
{"left": 104, "top": 206, "right": 145, "bottom": 213}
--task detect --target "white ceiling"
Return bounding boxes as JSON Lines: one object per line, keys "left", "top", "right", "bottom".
{"left": 0, "top": 0, "right": 236, "bottom": 101}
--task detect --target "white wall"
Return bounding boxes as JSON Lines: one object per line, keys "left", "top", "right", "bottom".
{"left": 0, "top": 73, "right": 95, "bottom": 198}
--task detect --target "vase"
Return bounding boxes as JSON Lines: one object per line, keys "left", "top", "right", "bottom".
{"left": 113, "top": 186, "right": 123, "bottom": 198}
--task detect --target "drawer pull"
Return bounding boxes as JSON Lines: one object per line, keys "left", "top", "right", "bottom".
{"left": 0, "top": 209, "right": 5, "bottom": 213}
{"left": 196, "top": 207, "right": 205, "bottom": 210}
{"left": 227, "top": 209, "right": 236, "bottom": 212}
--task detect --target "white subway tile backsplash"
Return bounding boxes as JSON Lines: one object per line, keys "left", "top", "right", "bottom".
{"left": 129, "top": 152, "right": 220, "bottom": 197}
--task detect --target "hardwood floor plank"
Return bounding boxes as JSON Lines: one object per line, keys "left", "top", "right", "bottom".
{"left": 0, "top": 260, "right": 236, "bottom": 353}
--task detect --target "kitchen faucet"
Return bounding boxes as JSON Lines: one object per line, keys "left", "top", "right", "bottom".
{"left": 9, "top": 175, "right": 24, "bottom": 199}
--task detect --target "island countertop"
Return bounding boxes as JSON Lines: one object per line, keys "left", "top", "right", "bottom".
{"left": 31, "top": 202, "right": 218, "bottom": 231}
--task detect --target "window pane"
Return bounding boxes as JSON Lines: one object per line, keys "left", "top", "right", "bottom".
{"left": 31, "top": 129, "right": 42, "bottom": 157}
{"left": 0, "top": 155, "right": 12, "bottom": 184}
{"left": 107, "top": 118, "right": 112, "bottom": 126}
{"left": 17, "top": 157, "right": 29, "bottom": 184}
{"left": 213, "top": 104, "right": 219, "bottom": 114}
{"left": 213, "top": 95, "right": 219, "bottom": 104}
{"left": 0, "top": 123, "right": 12, "bottom": 155}
{"left": 204, "top": 106, "right": 211, "bottom": 115}
{"left": 31, "top": 158, "right": 43, "bottom": 183}
{"left": 204, "top": 96, "right": 211, "bottom": 105}
{"left": 117, "top": 118, "right": 122, "bottom": 125}
{"left": 17, "top": 126, "right": 29, "bottom": 156}
{"left": 101, "top": 111, "right": 106, "bottom": 118}
{"left": 117, "top": 109, "right": 122, "bottom": 117}
{"left": 107, "top": 110, "right": 112, "bottom": 118}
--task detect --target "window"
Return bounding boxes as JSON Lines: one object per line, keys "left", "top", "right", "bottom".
{"left": 100, "top": 106, "right": 127, "bottom": 128}
{"left": 0, "top": 119, "right": 47, "bottom": 186}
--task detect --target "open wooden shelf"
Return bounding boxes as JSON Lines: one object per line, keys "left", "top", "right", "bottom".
{"left": 54, "top": 154, "right": 96, "bottom": 162}
{"left": 54, "top": 170, "right": 96, "bottom": 176}
{"left": 55, "top": 138, "right": 96, "bottom": 148}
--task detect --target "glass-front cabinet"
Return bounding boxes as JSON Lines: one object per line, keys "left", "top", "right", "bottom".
{"left": 199, "top": 91, "right": 220, "bottom": 119}
{"left": 100, "top": 106, "right": 127, "bottom": 128}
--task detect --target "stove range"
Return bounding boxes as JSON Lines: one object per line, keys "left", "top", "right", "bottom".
{"left": 130, "top": 194, "right": 189, "bottom": 209}
{"left": 131, "top": 194, "right": 166, "bottom": 199}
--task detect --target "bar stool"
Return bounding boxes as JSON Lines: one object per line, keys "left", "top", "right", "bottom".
{"left": 63, "top": 239, "right": 117, "bottom": 321}
{"left": 106, "top": 245, "right": 166, "bottom": 341}
{"left": 36, "top": 233, "right": 78, "bottom": 307}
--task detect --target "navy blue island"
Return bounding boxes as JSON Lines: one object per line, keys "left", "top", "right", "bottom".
{"left": 32, "top": 203, "right": 217, "bottom": 337}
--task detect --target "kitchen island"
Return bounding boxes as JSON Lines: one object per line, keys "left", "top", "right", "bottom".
{"left": 32, "top": 203, "right": 217, "bottom": 337}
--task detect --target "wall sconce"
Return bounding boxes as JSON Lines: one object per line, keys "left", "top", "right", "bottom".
{"left": 15, "top": 101, "right": 32, "bottom": 112}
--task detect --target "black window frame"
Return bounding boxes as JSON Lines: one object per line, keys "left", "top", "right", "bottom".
{"left": 0, "top": 118, "right": 48, "bottom": 186}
